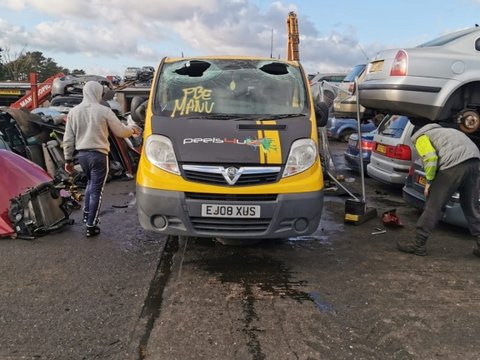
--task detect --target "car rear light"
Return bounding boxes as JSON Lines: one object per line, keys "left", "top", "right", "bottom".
{"left": 390, "top": 50, "right": 408, "bottom": 76}
{"left": 361, "top": 139, "right": 373, "bottom": 151}
{"left": 394, "top": 144, "right": 411, "bottom": 160}
{"left": 373, "top": 142, "right": 411, "bottom": 160}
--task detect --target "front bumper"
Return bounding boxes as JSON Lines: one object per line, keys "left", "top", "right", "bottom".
{"left": 136, "top": 186, "right": 324, "bottom": 239}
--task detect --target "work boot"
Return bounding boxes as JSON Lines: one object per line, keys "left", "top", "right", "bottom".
{"left": 86, "top": 225, "right": 101, "bottom": 238}
{"left": 396, "top": 237, "right": 427, "bottom": 256}
{"left": 473, "top": 237, "right": 480, "bottom": 257}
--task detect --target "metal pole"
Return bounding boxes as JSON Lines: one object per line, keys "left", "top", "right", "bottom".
{"left": 355, "top": 76, "right": 367, "bottom": 205}
{"left": 29, "top": 72, "right": 38, "bottom": 109}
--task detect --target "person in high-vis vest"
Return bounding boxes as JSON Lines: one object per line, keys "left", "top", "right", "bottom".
{"left": 397, "top": 119, "right": 480, "bottom": 256}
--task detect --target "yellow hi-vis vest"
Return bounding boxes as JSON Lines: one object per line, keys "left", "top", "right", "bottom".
{"left": 415, "top": 134, "right": 438, "bottom": 182}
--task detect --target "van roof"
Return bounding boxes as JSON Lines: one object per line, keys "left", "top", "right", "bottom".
{"left": 162, "top": 56, "right": 301, "bottom": 66}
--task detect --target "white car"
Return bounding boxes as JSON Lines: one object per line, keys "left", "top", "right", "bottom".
{"left": 359, "top": 26, "right": 480, "bottom": 133}
{"left": 367, "top": 115, "right": 414, "bottom": 185}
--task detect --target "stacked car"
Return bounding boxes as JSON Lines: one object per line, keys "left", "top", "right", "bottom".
{"left": 357, "top": 26, "right": 480, "bottom": 228}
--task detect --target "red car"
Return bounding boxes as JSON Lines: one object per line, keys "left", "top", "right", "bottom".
{"left": 0, "top": 150, "right": 68, "bottom": 238}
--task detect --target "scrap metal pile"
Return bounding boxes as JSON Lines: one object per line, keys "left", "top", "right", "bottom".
{"left": 0, "top": 85, "right": 143, "bottom": 239}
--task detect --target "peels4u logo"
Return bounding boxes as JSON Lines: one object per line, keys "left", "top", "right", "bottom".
{"left": 183, "top": 137, "right": 277, "bottom": 153}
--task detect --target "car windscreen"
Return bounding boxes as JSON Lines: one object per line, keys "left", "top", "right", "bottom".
{"left": 417, "top": 28, "right": 479, "bottom": 47}
{"left": 153, "top": 59, "right": 308, "bottom": 118}
{"left": 377, "top": 115, "right": 409, "bottom": 138}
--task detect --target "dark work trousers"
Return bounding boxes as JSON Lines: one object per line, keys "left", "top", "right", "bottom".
{"left": 417, "top": 158, "right": 480, "bottom": 241}
{"left": 77, "top": 150, "right": 109, "bottom": 227}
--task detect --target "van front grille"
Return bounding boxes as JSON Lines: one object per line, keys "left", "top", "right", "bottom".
{"left": 182, "top": 165, "right": 281, "bottom": 186}
{"left": 185, "top": 193, "right": 277, "bottom": 202}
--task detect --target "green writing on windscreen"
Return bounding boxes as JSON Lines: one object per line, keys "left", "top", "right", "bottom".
{"left": 171, "top": 86, "right": 214, "bottom": 117}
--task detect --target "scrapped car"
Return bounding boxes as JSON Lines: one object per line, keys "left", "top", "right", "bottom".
{"left": 367, "top": 115, "right": 414, "bottom": 185}
{"left": 0, "top": 149, "right": 71, "bottom": 239}
{"left": 333, "top": 64, "right": 368, "bottom": 119}
{"left": 359, "top": 26, "right": 480, "bottom": 133}
{"left": 138, "top": 66, "right": 155, "bottom": 82}
{"left": 403, "top": 157, "right": 472, "bottom": 228}
{"left": 309, "top": 72, "right": 347, "bottom": 109}
{"left": 135, "top": 56, "right": 328, "bottom": 240}
{"left": 326, "top": 117, "right": 377, "bottom": 142}
{"left": 124, "top": 67, "right": 140, "bottom": 82}
{"left": 344, "top": 130, "right": 376, "bottom": 174}
{"left": 51, "top": 75, "right": 112, "bottom": 98}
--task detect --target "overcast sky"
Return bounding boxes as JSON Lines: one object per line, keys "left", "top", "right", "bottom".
{"left": 1, "top": 0, "right": 479, "bottom": 77}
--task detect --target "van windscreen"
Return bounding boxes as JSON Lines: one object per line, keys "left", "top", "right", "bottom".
{"left": 154, "top": 59, "right": 308, "bottom": 118}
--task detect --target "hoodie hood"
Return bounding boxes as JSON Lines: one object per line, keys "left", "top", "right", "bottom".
{"left": 411, "top": 123, "right": 441, "bottom": 142}
{"left": 82, "top": 81, "right": 103, "bottom": 104}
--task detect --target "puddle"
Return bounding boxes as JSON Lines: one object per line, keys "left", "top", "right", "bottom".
{"left": 308, "top": 291, "right": 337, "bottom": 315}
{"left": 198, "top": 252, "right": 334, "bottom": 359}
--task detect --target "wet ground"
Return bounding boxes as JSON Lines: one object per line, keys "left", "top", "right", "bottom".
{"left": 1, "top": 141, "right": 480, "bottom": 359}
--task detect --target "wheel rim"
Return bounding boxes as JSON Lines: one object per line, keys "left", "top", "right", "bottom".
{"left": 459, "top": 110, "right": 480, "bottom": 133}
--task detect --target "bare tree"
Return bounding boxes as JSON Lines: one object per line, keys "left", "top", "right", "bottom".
{"left": 0, "top": 45, "right": 31, "bottom": 81}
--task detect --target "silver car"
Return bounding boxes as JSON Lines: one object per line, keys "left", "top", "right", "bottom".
{"left": 403, "top": 157, "right": 471, "bottom": 228}
{"left": 367, "top": 115, "right": 414, "bottom": 185}
{"left": 359, "top": 27, "right": 480, "bottom": 133}
{"left": 309, "top": 72, "right": 347, "bottom": 109}
{"left": 333, "top": 64, "right": 367, "bottom": 119}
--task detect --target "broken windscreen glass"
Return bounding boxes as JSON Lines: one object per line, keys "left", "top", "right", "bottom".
{"left": 154, "top": 58, "right": 308, "bottom": 118}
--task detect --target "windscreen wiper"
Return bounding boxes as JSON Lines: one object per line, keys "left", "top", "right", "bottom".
{"left": 272, "top": 113, "right": 307, "bottom": 119}
{"left": 196, "top": 114, "right": 256, "bottom": 120}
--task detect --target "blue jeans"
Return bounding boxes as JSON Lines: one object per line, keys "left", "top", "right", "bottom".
{"left": 77, "top": 151, "right": 109, "bottom": 226}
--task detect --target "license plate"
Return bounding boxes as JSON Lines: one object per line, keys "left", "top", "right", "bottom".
{"left": 201, "top": 204, "right": 260, "bottom": 218}
{"left": 370, "top": 60, "right": 384, "bottom": 73}
{"left": 376, "top": 144, "right": 386, "bottom": 154}
{"left": 416, "top": 175, "right": 427, "bottom": 186}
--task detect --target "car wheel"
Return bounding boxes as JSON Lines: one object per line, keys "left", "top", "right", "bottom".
{"left": 341, "top": 130, "right": 354, "bottom": 143}
{"left": 458, "top": 109, "right": 480, "bottom": 134}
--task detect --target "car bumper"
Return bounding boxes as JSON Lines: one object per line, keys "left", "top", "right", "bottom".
{"left": 344, "top": 152, "right": 369, "bottom": 172}
{"left": 366, "top": 162, "right": 409, "bottom": 185}
{"left": 359, "top": 82, "right": 444, "bottom": 121}
{"left": 402, "top": 185, "right": 425, "bottom": 209}
{"left": 136, "top": 186, "right": 324, "bottom": 239}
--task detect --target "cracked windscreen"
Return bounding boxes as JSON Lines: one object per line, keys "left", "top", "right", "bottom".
{"left": 153, "top": 59, "right": 308, "bottom": 119}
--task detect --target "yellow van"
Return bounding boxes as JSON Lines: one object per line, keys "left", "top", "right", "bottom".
{"left": 135, "top": 56, "right": 327, "bottom": 240}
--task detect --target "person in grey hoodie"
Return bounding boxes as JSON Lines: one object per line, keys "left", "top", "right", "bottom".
{"left": 397, "top": 119, "right": 480, "bottom": 256}
{"left": 63, "top": 81, "right": 139, "bottom": 237}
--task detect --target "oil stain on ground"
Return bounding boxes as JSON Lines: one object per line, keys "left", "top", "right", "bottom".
{"left": 196, "top": 246, "right": 335, "bottom": 360}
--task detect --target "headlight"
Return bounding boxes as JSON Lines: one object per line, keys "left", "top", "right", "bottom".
{"left": 145, "top": 134, "right": 180, "bottom": 175}
{"left": 282, "top": 138, "right": 317, "bottom": 178}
